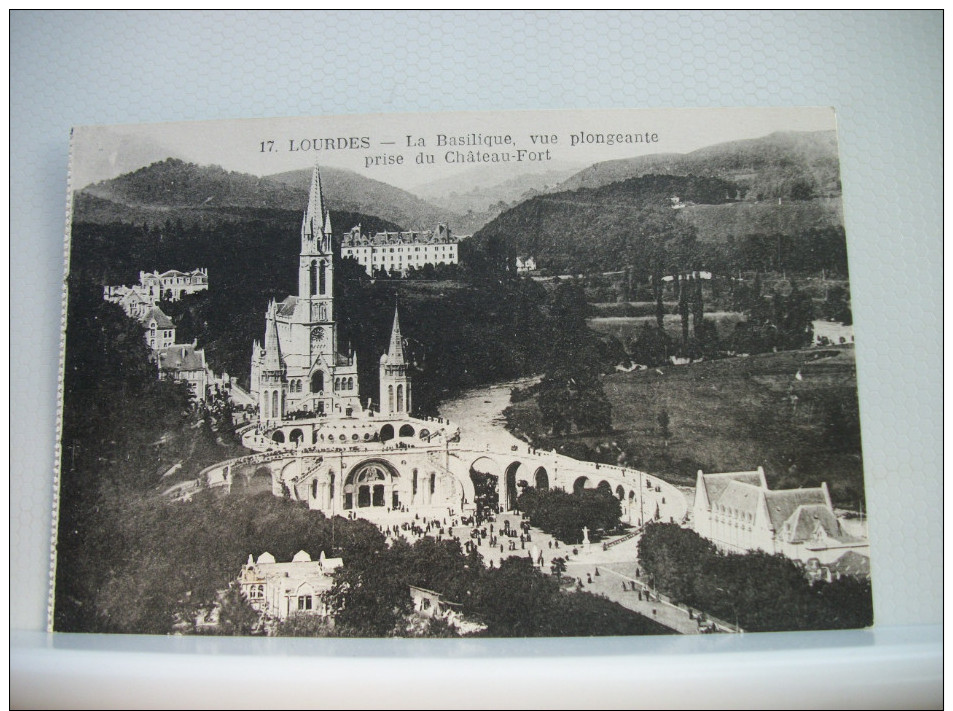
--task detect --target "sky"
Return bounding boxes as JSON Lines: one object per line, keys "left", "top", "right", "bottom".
{"left": 70, "top": 107, "right": 838, "bottom": 193}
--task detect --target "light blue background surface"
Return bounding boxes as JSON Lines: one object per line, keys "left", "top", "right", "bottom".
{"left": 11, "top": 10, "right": 942, "bottom": 707}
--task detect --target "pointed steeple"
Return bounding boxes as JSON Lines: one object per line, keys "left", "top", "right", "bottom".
{"left": 307, "top": 163, "right": 326, "bottom": 226}
{"left": 386, "top": 307, "right": 406, "bottom": 364}
{"left": 263, "top": 300, "right": 283, "bottom": 372}
{"left": 301, "top": 163, "right": 330, "bottom": 250}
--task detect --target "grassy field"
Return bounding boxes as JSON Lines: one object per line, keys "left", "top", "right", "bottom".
{"left": 505, "top": 347, "right": 865, "bottom": 509}
{"left": 587, "top": 311, "right": 747, "bottom": 346}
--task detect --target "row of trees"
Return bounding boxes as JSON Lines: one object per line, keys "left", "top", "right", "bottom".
{"left": 516, "top": 487, "right": 623, "bottom": 544}
{"left": 534, "top": 280, "right": 617, "bottom": 436}
{"left": 324, "top": 539, "right": 666, "bottom": 637}
{"left": 627, "top": 276, "right": 819, "bottom": 366}
{"left": 637, "top": 523, "right": 872, "bottom": 632}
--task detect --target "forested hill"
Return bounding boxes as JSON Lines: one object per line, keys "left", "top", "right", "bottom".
{"left": 81, "top": 159, "right": 304, "bottom": 210}
{"left": 266, "top": 166, "right": 464, "bottom": 232}
{"left": 74, "top": 159, "right": 463, "bottom": 232}
{"left": 472, "top": 174, "right": 741, "bottom": 274}
{"left": 555, "top": 131, "right": 841, "bottom": 201}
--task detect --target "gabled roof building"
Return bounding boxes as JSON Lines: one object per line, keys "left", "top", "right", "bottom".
{"left": 693, "top": 467, "right": 869, "bottom": 567}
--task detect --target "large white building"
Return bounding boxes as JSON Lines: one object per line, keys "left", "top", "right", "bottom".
{"left": 249, "top": 165, "right": 411, "bottom": 423}
{"left": 104, "top": 268, "right": 208, "bottom": 316}
{"left": 238, "top": 550, "right": 341, "bottom": 621}
{"left": 692, "top": 467, "right": 869, "bottom": 566}
{"left": 340, "top": 224, "right": 462, "bottom": 277}
{"left": 139, "top": 268, "right": 208, "bottom": 302}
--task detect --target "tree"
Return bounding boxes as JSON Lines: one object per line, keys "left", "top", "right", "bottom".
{"left": 629, "top": 323, "right": 672, "bottom": 367}
{"left": 691, "top": 275, "right": 704, "bottom": 334}
{"left": 217, "top": 584, "right": 261, "bottom": 636}
{"left": 550, "top": 556, "right": 567, "bottom": 581}
{"left": 637, "top": 523, "right": 873, "bottom": 632}
{"left": 677, "top": 277, "right": 690, "bottom": 348}
{"left": 653, "top": 270, "right": 665, "bottom": 328}
{"left": 517, "top": 487, "right": 622, "bottom": 544}
{"left": 274, "top": 612, "right": 334, "bottom": 637}
{"left": 657, "top": 410, "right": 671, "bottom": 447}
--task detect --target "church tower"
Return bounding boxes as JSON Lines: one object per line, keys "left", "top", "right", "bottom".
{"left": 299, "top": 165, "right": 335, "bottom": 323}
{"left": 250, "top": 162, "right": 362, "bottom": 423}
{"left": 259, "top": 300, "right": 286, "bottom": 423}
{"left": 379, "top": 307, "right": 411, "bottom": 415}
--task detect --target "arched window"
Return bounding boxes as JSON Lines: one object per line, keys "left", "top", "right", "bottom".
{"left": 347, "top": 377, "right": 353, "bottom": 390}
{"left": 311, "top": 371, "right": 324, "bottom": 393}
{"left": 271, "top": 391, "right": 278, "bottom": 418}
{"left": 309, "top": 260, "right": 317, "bottom": 296}
{"left": 397, "top": 384, "right": 404, "bottom": 412}
{"left": 388, "top": 384, "right": 394, "bottom": 412}
{"left": 319, "top": 261, "right": 327, "bottom": 295}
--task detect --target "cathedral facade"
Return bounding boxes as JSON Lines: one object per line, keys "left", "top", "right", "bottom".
{"left": 250, "top": 165, "right": 409, "bottom": 423}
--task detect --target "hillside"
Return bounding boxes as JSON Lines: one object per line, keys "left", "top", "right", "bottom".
{"left": 472, "top": 135, "right": 848, "bottom": 276}
{"left": 413, "top": 163, "right": 584, "bottom": 219}
{"left": 74, "top": 159, "right": 462, "bottom": 233}
{"left": 266, "top": 166, "right": 465, "bottom": 232}
{"left": 82, "top": 159, "right": 305, "bottom": 210}
{"left": 556, "top": 131, "right": 841, "bottom": 201}
{"left": 504, "top": 348, "right": 865, "bottom": 508}
{"left": 472, "top": 173, "right": 743, "bottom": 273}
{"left": 678, "top": 198, "right": 844, "bottom": 243}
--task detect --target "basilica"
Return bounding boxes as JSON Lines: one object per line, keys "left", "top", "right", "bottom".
{"left": 249, "top": 165, "right": 411, "bottom": 422}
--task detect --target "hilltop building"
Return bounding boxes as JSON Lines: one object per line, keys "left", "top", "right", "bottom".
{"left": 104, "top": 268, "right": 208, "bottom": 317}
{"left": 250, "top": 165, "right": 411, "bottom": 423}
{"left": 340, "top": 223, "right": 462, "bottom": 277}
{"left": 139, "top": 268, "right": 208, "bottom": 301}
{"left": 692, "top": 467, "right": 869, "bottom": 567}
{"left": 515, "top": 256, "right": 536, "bottom": 273}
{"left": 102, "top": 284, "right": 154, "bottom": 321}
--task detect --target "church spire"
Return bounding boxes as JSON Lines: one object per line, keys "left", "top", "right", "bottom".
{"left": 307, "top": 163, "right": 326, "bottom": 226}
{"left": 301, "top": 163, "right": 331, "bottom": 251}
{"left": 386, "top": 306, "right": 406, "bottom": 364}
{"left": 263, "top": 300, "right": 283, "bottom": 372}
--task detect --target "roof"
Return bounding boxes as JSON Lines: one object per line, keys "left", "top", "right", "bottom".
{"left": 782, "top": 504, "right": 847, "bottom": 543}
{"left": 277, "top": 296, "right": 298, "bottom": 318}
{"left": 143, "top": 306, "right": 174, "bottom": 329}
{"left": 341, "top": 226, "right": 457, "bottom": 247}
{"left": 763, "top": 487, "right": 829, "bottom": 532}
{"left": 828, "top": 550, "right": 870, "bottom": 578}
{"left": 386, "top": 308, "right": 405, "bottom": 363}
{"left": 701, "top": 470, "right": 766, "bottom": 506}
{"left": 715, "top": 479, "right": 763, "bottom": 516}
{"left": 156, "top": 343, "right": 207, "bottom": 372}
{"left": 241, "top": 551, "right": 343, "bottom": 589}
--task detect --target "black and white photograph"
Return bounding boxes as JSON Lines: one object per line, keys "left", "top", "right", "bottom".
{"left": 52, "top": 107, "right": 873, "bottom": 638}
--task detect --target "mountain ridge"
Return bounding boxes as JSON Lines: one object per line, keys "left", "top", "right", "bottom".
{"left": 554, "top": 130, "right": 841, "bottom": 200}
{"left": 75, "top": 159, "right": 466, "bottom": 232}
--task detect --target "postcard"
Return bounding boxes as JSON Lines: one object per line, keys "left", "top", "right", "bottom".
{"left": 52, "top": 107, "right": 871, "bottom": 637}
